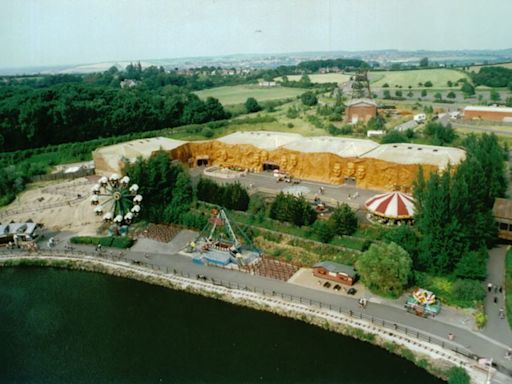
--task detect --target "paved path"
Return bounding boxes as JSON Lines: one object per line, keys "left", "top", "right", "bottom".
{"left": 34, "top": 233, "right": 512, "bottom": 381}
{"left": 482, "top": 246, "right": 512, "bottom": 346}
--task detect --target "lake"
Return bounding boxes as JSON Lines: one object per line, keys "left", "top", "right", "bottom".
{"left": 0, "top": 268, "right": 442, "bottom": 383}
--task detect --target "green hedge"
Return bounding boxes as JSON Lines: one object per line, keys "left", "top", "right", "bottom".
{"left": 70, "top": 236, "right": 134, "bottom": 249}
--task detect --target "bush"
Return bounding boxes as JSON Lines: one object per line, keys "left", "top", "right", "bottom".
{"left": 328, "top": 204, "right": 358, "bottom": 236}
{"left": 180, "top": 211, "right": 208, "bottom": 230}
{"left": 313, "top": 220, "right": 336, "bottom": 243}
{"left": 447, "top": 366, "right": 470, "bottom": 384}
{"left": 452, "top": 279, "right": 486, "bottom": 306}
{"left": 454, "top": 249, "right": 488, "bottom": 280}
{"left": 269, "top": 192, "right": 317, "bottom": 226}
{"left": 70, "top": 236, "right": 134, "bottom": 249}
{"left": 424, "top": 81, "right": 433, "bottom": 87}
{"left": 380, "top": 130, "right": 409, "bottom": 144}
{"left": 244, "top": 97, "right": 262, "bottom": 113}
{"left": 301, "top": 91, "right": 318, "bottom": 106}
{"left": 201, "top": 126, "right": 214, "bottom": 138}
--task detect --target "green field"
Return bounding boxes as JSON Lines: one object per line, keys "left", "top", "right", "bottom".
{"left": 275, "top": 73, "right": 351, "bottom": 84}
{"left": 194, "top": 85, "right": 306, "bottom": 105}
{"left": 370, "top": 69, "right": 469, "bottom": 89}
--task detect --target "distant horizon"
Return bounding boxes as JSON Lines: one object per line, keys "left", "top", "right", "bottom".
{"left": 2, "top": 46, "right": 512, "bottom": 73}
{"left": 2, "top": 0, "right": 512, "bottom": 70}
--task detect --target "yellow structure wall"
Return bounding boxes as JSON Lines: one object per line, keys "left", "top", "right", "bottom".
{"left": 170, "top": 142, "right": 438, "bottom": 192}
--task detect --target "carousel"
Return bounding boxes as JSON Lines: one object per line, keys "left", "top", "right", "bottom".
{"left": 364, "top": 191, "right": 415, "bottom": 225}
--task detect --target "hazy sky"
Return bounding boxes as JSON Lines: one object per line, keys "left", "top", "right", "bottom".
{"left": 1, "top": 0, "right": 511, "bottom": 68}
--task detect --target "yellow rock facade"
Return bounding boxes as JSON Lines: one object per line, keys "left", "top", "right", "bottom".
{"left": 170, "top": 141, "right": 438, "bottom": 192}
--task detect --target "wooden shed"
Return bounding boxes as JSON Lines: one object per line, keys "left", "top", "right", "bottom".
{"left": 493, "top": 198, "right": 512, "bottom": 241}
{"left": 313, "top": 261, "right": 357, "bottom": 286}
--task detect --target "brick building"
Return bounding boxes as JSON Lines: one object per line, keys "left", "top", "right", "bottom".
{"left": 345, "top": 98, "right": 378, "bottom": 124}
{"left": 463, "top": 106, "right": 512, "bottom": 122}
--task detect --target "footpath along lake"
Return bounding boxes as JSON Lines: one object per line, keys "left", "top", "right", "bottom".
{"left": 0, "top": 268, "right": 443, "bottom": 383}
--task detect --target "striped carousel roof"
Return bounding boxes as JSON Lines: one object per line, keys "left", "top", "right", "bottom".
{"left": 364, "top": 191, "right": 416, "bottom": 219}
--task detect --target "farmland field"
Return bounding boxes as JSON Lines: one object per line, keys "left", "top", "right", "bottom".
{"left": 194, "top": 85, "right": 307, "bottom": 105}
{"left": 275, "top": 73, "right": 351, "bottom": 84}
{"left": 370, "top": 69, "right": 469, "bottom": 89}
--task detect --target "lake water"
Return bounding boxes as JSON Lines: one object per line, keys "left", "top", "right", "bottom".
{"left": 0, "top": 268, "right": 442, "bottom": 383}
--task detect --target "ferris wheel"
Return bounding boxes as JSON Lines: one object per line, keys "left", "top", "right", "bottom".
{"left": 90, "top": 174, "right": 142, "bottom": 227}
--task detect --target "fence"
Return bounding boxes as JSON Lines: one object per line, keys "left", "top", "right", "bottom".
{"left": 0, "top": 248, "right": 510, "bottom": 377}
{"left": 29, "top": 167, "right": 95, "bottom": 183}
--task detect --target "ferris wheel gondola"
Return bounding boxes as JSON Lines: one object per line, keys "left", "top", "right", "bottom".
{"left": 90, "top": 174, "right": 142, "bottom": 228}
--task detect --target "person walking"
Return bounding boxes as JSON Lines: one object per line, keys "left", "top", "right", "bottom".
{"left": 494, "top": 296, "right": 498, "bottom": 304}
{"left": 488, "top": 282, "right": 493, "bottom": 293}
{"left": 499, "top": 286, "right": 503, "bottom": 294}
{"left": 494, "top": 285, "right": 498, "bottom": 294}
{"left": 499, "top": 307, "right": 505, "bottom": 319}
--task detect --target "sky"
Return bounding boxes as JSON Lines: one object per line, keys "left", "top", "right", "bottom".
{"left": 1, "top": 0, "right": 511, "bottom": 68}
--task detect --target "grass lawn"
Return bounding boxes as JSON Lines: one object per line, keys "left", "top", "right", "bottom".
{"left": 370, "top": 68, "right": 470, "bottom": 89}
{"left": 194, "top": 85, "right": 307, "bottom": 105}
{"left": 275, "top": 73, "right": 351, "bottom": 84}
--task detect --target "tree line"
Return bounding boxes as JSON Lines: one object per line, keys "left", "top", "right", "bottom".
{"left": 472, "top": 66, "right": 512, "bottom": 89}
{"left": 0, "top": 83, "right": 229, "bottom": 152}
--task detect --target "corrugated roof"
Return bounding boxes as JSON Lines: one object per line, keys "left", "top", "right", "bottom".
{"left": 217, "top": 131, "right": 302, "bottom": 150}
{"left": 362, "top": 143, "right": 465, "bottom": 169}
{"left": 464, "top": 106, "right": 512, "bottom": 113}
{"left": 283, "top": 136, "right": 379, "bottom": 157}
{"left": 313, "top": 261, "right": 356, "bottom": 277}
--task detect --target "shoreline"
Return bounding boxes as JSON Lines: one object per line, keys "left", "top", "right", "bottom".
{"left": 0, "top": 253, "right": 494, "bottom": 383}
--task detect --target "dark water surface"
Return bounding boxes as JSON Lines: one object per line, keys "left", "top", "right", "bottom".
{"left": 0, "top": 268, "right": 443, "bottom": 383}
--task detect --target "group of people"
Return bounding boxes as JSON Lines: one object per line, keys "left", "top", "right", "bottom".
{"left": 488, "top": 282, "right": 505, "bottom": 318}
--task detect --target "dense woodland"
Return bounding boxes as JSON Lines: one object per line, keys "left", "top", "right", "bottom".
{"left": 0, "top": 83, "right": 228, "bottom": 152}
{"left": 471, "top": 66, "right": 512, "bottom": 89}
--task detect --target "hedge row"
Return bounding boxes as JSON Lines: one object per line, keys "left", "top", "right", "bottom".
{"left": 70, "top": 236, "right": 134, "bottom": 249}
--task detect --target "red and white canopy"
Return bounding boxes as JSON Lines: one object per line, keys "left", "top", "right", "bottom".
{"left": 364, "top": 191, "right": 415, "bottom": 219}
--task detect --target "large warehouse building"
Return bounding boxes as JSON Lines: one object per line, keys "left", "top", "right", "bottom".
{"left": 463, "top": 105, "right": 512, "bottom": 122}
{"left": 93, "top": 131, "right": 465, "bottom": 192}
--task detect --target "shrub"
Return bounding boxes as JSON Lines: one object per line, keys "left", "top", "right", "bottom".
{"left": 313, "top": 220, "right": 336, "bottom": 243}
{"left": 244, "top": 97, "right": 262, "bottom": 113}
{"left": 424, "top": 81, "right": 433, "bottom": 87}
{"left": 454, "top": 249, "right": 488, "bottom": 280}
{"left": 447, "top": 367, "right": 470, "bottom": 384}
{"left": 269, "top": 192, "right": 317, "bottom": 226}
{"left": 452, "top": 279, "right": 486, "bottom": 306}
{"left": 70, "top": 236, "right": 134, "bottom": 249}
{"left": 301, "top": 91, "right": 318, "bottom": 106}
{"left": 201, "top": 126, "right": 214, "bottom": 138}
{"left": 328, "top": 204, "right": 358, "bottom": 236}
